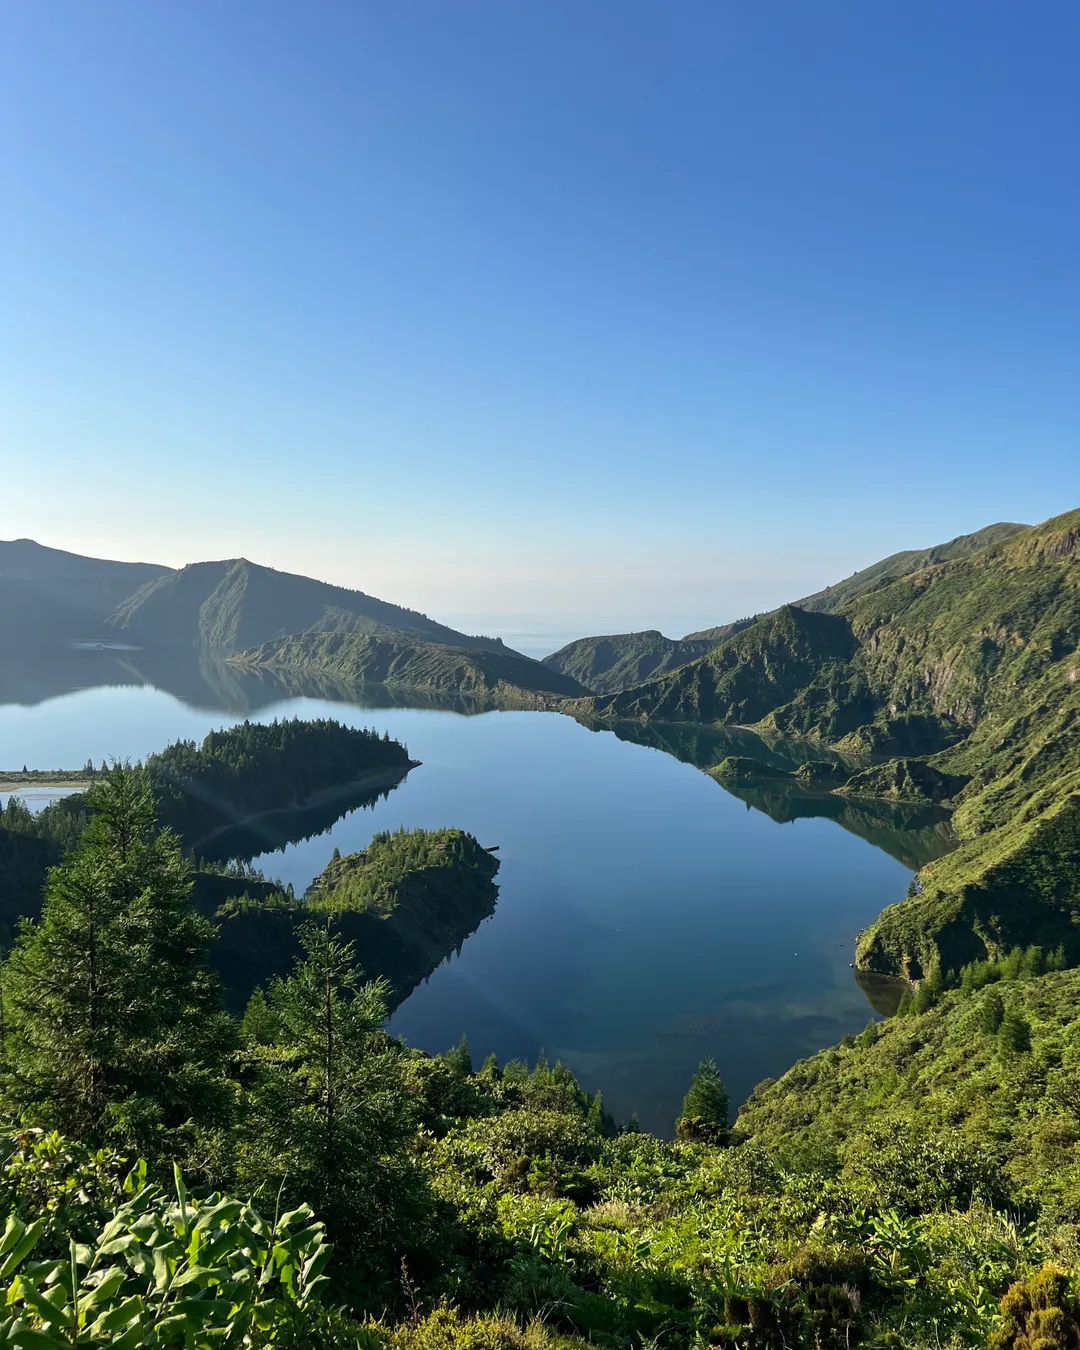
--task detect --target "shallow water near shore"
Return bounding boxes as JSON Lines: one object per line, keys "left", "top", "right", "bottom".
{"left": 0, "top": 652, "right": 949, "bottom": 1133}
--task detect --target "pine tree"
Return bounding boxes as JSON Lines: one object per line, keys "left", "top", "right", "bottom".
{"left": 676, "top": 1059, "right": 729, "bottom": 1144}
{"left": 912, "top": 957, "right": 944, "bottom": 1014}
{"left": 998, "top": 1009, "right": 1032, "bottom": 1056}
{"left": 0, "top": 765, "right": 234, "bottom": 1155}
{"left": 980, "top": 989, "right": 1005, "bottom": 1034}
{"left": 237, "top": 920, "right": 419, "bottom": 1275}
{"left": 446, "top": 1034, "right": 473, "bottom": 1077}
{"left": 586, "top": 1090, "right": 606, "bottom": 1135}
{"left": 240, "top": 988, "right": 279, "bottom": 1045}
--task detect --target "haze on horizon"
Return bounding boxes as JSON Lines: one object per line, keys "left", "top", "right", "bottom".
{"left": 3, "top": 2, "right": 1078, "bottom": 647}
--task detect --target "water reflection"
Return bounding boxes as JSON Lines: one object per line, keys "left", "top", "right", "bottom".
{"left": 593, "top": 719, "right": 956, "bottom": 872}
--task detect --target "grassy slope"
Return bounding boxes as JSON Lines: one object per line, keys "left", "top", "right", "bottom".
{"left": 233, "top": 629, "right": 590, "bottom": 700}
{"left": 550, "top": 525, "right": 1026, "bottom": 689}
{"left": 573, "top": 607, "right": 860, "bottom": 724}
{"left": 736, "top": 966, "right": 1080, "bottom": 1212}
{"left": 542, "top": 631, "right": 715, "bottom": 694}
{"left": 790, "top": 522, "right": 1029, "bottom": 614}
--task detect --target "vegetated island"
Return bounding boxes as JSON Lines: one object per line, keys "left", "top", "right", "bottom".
{"left": 562, "top": 508, "right": 1080, "bottom": 989}
{"left": 210, "top": 826, "right": 501, "bottom": 1010}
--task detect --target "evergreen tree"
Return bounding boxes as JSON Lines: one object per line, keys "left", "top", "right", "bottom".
{"left": 980, "top": 989, "right": 1005, "bottom": 1034}
{"left": 237, "top": 920, "right": 424, "bottom": 1285}
{"left": 586, "top": 1090, "right": 606, "bottom": 1135}
{"left": 998, "top": 1009, "right": 1032, "bottom": 1056}
{"left": 0, "top": 765, "right": 234, "bottom": 1155}
{"left": 240, "top": 988, "right": 279, "bottom": 1046}
{"left": 446, "top": 1034, "right": 473, "bottom": 1077}
{"left": 676, "top": 1059, "right": 729, "bottom": 1144}
{"left": 912, "top": 958, "right": 944, "bottom": 1014}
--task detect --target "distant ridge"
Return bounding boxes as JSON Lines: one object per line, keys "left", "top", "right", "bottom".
{"left": 0, "top": 538, "right": 172, "bottom": 641}
{"left": 787, "top": 521, "right": 1030, "bottom": 614}
{"left": 106, "top": 556, "right": 511, "bottom": 655}
{"left": 0, "top": 540, "right": 512, "bottom": 657}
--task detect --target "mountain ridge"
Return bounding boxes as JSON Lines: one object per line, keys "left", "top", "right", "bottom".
{"left": 542, "top": 521, "right": 1029, "bottom": 695}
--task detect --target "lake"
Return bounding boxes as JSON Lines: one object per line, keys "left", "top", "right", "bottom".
{"left": 0, "top": 650, "right": 951, "bottom": 1134}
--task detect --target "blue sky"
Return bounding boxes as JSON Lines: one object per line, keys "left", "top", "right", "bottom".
{"left": 3, "top": 2, "right": 1078, "bottom": 644}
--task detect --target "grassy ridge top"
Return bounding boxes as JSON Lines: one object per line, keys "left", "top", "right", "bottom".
{"left": 543, "top": 522, "right": 1028, "bottom": 697}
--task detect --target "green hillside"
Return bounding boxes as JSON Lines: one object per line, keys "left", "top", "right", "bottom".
{"left": 108, "top": 556, "right": 509, "bottom": 653}
{"left": 737, "top": 962, "right": 1080, "bottom": 1211}
{"left": 549, "top": 524, "right": 1027, "bottom": 695}
{"left": 576, "top": 510, "right": 1080, "bottom": 980}
{"left": 542, "top": 629, "right": 716, "bottom": 693}
{"left": 233, "top": 628, "right": 590, "bottom": 701}
{"left": 790, "top": 521, "right": 1029, "bottom": 614}
{"left": 211, "top": 828, "right": 501, "bottom": 1009}
{"left": 574, "top": 606, "right": 860, "bottom": 725}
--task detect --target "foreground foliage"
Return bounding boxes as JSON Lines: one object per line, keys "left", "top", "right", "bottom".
{"left": 4, "top": 755, "right": 1080, "bottom": 1347}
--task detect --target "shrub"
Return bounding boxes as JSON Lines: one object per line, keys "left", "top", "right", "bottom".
{"left": 988, "top": 1263, "right": 1080, "bottom": 1350}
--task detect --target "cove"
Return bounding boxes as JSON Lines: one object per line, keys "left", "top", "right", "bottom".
{"left": 0, "top": 653, "right": 951, "bottom": 1134}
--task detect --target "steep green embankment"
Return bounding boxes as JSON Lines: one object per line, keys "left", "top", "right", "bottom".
{"left": 576, "top": 510, "right": 1080, "bottom": 979}
{"left": 789, "top": 522, "right": 1029, "bottom": 614}
{"left": 212, "top": 828, "right": 500, "bottom": 1008}
{"left": 233, "top": 630, "right": 589, "bottom": 702}
{"left": 545, "top": 524, "right": 1026, "bottom": 695}
{"left": 737, "top": 964, "right": 1080, "bottom": 1212}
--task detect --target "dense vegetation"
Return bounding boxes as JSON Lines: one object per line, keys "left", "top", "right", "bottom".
{"left": 211, "top": 828, "right": 501, "bottom": 1009}
{"left": 573, "top": 509, "right": 1080, "bottom": 983}
{"left": 0, "top": 718, "right": 418, "bottom": 939}
{"left": 145, "top": 716, "right": 415, "bottom": 849}
{"left": 234, "top": 631, "right": 589, "bottom": 702}
{"left": 2, "top": 768, "right": 1080, "bottom": 1348}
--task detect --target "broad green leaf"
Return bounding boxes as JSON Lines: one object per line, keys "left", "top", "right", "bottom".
{"left": 0, "top": 1221, "right": 44, "bottom": 1279}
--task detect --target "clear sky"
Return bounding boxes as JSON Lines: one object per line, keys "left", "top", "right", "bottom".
{"left": 3, "top": 2, "right": 1078, "bottom": 646}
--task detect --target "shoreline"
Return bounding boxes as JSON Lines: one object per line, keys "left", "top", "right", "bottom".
{"left": 0, "top": 772, "right": 101, "bottom": 792}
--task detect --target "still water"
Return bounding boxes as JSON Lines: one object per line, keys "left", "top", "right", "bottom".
{"left": 0, "top": 653, "right": 950, "bottom": 1133}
